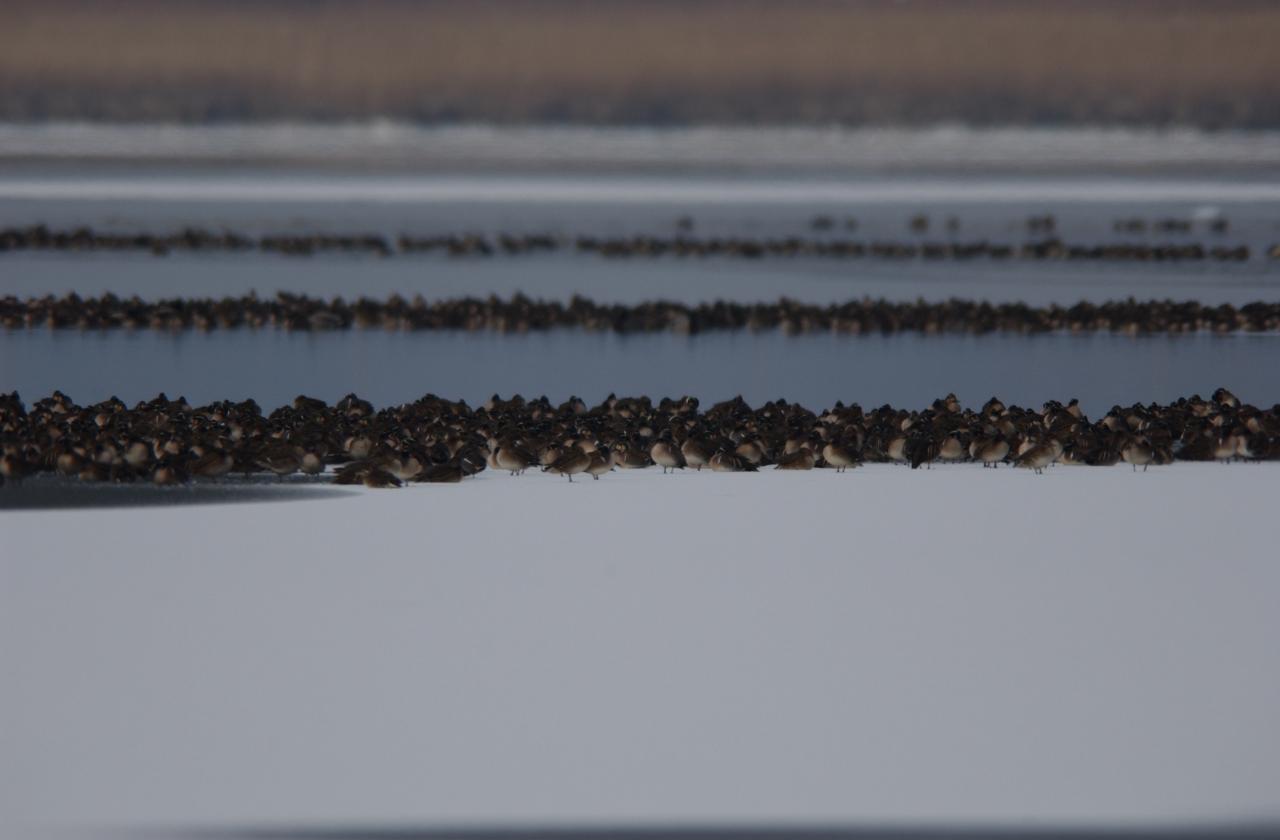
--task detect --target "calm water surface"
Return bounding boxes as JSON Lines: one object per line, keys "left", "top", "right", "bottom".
{"left": 4, "top": 329, "right": 1276, "bottom": 414}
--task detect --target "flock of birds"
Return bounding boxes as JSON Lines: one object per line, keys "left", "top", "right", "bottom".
{"left": 1, "top": 222, "right": 1273, "bottom": 263}
{"left": 1, "top": 388, "right": 1275, "bottom": 490}
{"left": 6, "top": 293, "right": 1280, "bottom": 335}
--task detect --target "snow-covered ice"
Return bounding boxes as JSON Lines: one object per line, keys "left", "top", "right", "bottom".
{"left": 2, "top": 463, "right": 1279, "bottom": 834}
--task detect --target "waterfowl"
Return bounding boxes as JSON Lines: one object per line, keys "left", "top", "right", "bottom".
{"left": 680, "top": 437, "right": 713, "bottom": 471}
{"left": 1213, "top": 387, "right": 1240, "bottom": 408}
{"left": 586, "top": 450, "right": 614, "bottom": 479}
{"left": 907, "top": 435, "right": 940, "bottom": 470}
{"left": 1121, "top": 437, "right": 1155, "bottom": 472}
{"left": 257, "top": 444, "right": 302, "bottom": 479}
{"left": 538, "top": 443, "right": 565, "bottom": 466}
{"left": 937, "top": 434, "right": 967, "bottom": 463}
{"left": 612, "top": 442, "right": 651, "bottom": 469}
{"left": 1013, "top": 442, "right": 1057, "bottom": 474}
{"left": 709, "top": 450, "right": 756, "bottom": 472}
{"left": 494, "top": 442, "right": 537, "bottom": 475}
{"left": 419, "top": 463, "right": 463, "bottom": 483}
{"left": 1214, "top": 433, "right": 1239, "bottom": 463}
{"left": 2, "top": 391, "right": 1277, "bottom": 497}
{"left": 544, "top": 446, "right": 590, "bottom": 481}
{"left": 820, "top": 441, "right": 859, "bottom": 472}
{"left": 77, "top": 461, "right": 111, "bottom": 482}
{"left": 8, "top": 291, "right": 1280, "bottom": 336}
{"left": 362, "top": 468, "right": 403, "bottom": 488}
{"left": 0, "top": 453, "right": 29, "bottom": 483}
{"left": 650, "top": 437, "right": 685, "bottom": 473}
{"left": 734, "top": 439, "right": 768, "bottom": 465}
{"left": 300, "top": 451, "right": 326, "bottom": 475}
{"left": 55, "top": 448, "right": 85, "bottom": 477}
{"left": 971, "top": 436, "right": 1009, "bottom": 468}
{"left": 122, "top": 441, "right": 151, "bottom": 470}
{"left": 886, "top": 435, "right": 908, "bottom": 464}
{"left": 152, "top": 458, "right": 188, "bottom": 486}
{"left": 389, "top": 453, "right": 425, "bottom": 482}
{"left": 774, "top": 448, "right": 816, "bottom": 470}
{"left": 191, "top": 449, "right": 234, "bottom": 479}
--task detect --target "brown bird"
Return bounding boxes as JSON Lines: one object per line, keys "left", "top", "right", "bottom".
{"left": 650, "top": 436, "right": 685, "bottom": 473}
{"left": 680, "top": 437, "right": 713, "bottom": 471}
{"left": 774, "top": 448, "right": 816, "bottom": 470}
{"left": 820, "top": 441, "right": 859, "bottom": 473}
{"left": 586, "top": 450, "right": 614, "bottom": 479}
{"left": 972, "top": 436, "right": 1010, "bottom": 468}
{"left": 1121, "top": 437, "right": 1155, "bottom": 472}
{"left": 1014, "top": 441, "right": 1058, "bottom": 474}
{"left": 544, "top": 446, "right": 590, "bottom": 481}
{"left": 420, "top": 463, "right": 464, "bottom": 484}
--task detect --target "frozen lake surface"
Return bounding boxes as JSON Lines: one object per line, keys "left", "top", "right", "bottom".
{"left": 3, "top": 463, "right": 1279, "bottom": 835}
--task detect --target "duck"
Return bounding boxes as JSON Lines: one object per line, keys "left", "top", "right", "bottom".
{"left": 709, "top": 450, "right": 757, "bottom": 472}
{"left": 971, "top": 435, "right": 1009, "bottom": 468}
{"left": 734, "top": 439, "right": 768, "bottom": 466}
{"left": 419, "top": 462, "right": 464, "bottom": 483}
{"left": 494, "top": 441, "right": 537, "bottom": 475}
{"left": 680, "top": 437, "right": 713, "bottom": 471}
{"left": 907, "top": 434, "right": 940, "bottom": 470}
{"left": 1121, "top": 437, "right": 1155, "bottom": 472}
{"left": 650, "top": 435, "right": 685, "bottom": 473}
{"left": 820, "top": 441, "right": 859, "bottom": 473}
{"left": 191, "top": 449, "right": 234, "bottom": 479}
{"left": 256, "top": 444, "right": 302, "bottom": 479}
{"left": 937, "top": 433, "right": 968, "bottom": 463}
{"left": 586, "top": 450, "right": 614, "bottom": 479}
{"left": 612, "top": 442, "right": 651, "bottom": 469}
{"left": 362, "top": 468, "right": 403, "bottom": 488}
{"left": 1013, "top": 442, "right": 1057, "bottom": 474}
{"left": 544, "top": 446, "right": 590, "bottom": 482}
{"left": 151, "top": 458, "right": 188, "bottom": 486}
{"left": 774, "top": 448, "right": 816, "bottom": 470}
{"left": 0, "top": 453, "right": 30, "bottom": 483}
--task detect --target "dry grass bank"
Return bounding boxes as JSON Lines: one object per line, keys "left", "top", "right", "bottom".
{"left": 2, "top": 0, "right": 1278, "bottom": 126}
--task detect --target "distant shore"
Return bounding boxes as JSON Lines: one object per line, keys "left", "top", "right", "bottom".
{"left": 4, "top": 0, "right": 1279, "bottom": 128}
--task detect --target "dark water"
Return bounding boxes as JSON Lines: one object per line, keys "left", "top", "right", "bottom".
{"left": 4, "top": 328, "right": 1277, "bottom": 414}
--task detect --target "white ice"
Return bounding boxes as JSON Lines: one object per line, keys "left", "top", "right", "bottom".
{"left": 2, "top": 462, "right": 1279, "bottom": 834}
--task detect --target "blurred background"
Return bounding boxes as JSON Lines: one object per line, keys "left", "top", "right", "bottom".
{"left": 3, "top": 0, "right": 1279, "bottom": 127}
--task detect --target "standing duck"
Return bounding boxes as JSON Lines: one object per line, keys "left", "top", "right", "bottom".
{"left": 544, "top": 446, "right": 590, "bottom": 481}
{"left": 650, "top": 433, "right": 686, "bottom": 473}
{"left": 820, "top": 440, "right": 860, "bottom": 473}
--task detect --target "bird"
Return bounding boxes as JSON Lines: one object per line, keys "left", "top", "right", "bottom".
{"left": 586, "top": 450, "right": 614, "bottom": 479}
{"left": 650, "top": 436, "right": 685, "bottom": 473}
{"left": 971, "top": 436, "right": 1010, "bottom": 468}
{"left": 820, "top": 441, "right": 859, "bottom": 472}
{"left": 1121, "top": 437, "right": 1155, "bottom": 472}
{"left": 544, "top": 446, "right": 590, "bottom": 481}
{"left": 774, "top": 448, "right": 816, "bottom": 470}
{"left": 680, "top": 437, "right": 713, "bottom": 471}
{"left": 1014, "top": 442, "right": 1057, "bottom": 474}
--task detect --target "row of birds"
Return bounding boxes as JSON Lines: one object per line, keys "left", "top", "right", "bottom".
{"left": 802, "top": 214, "right": 1224, "bottom": 235}
{"left": 1, "top": 225, "right": 1272, "bottom": 262}
{"left": 6, "top": 293, "right": 1280, "bottom": 335}
{"left": 1, "top": 388, "right": 1276, "bottom": 490}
